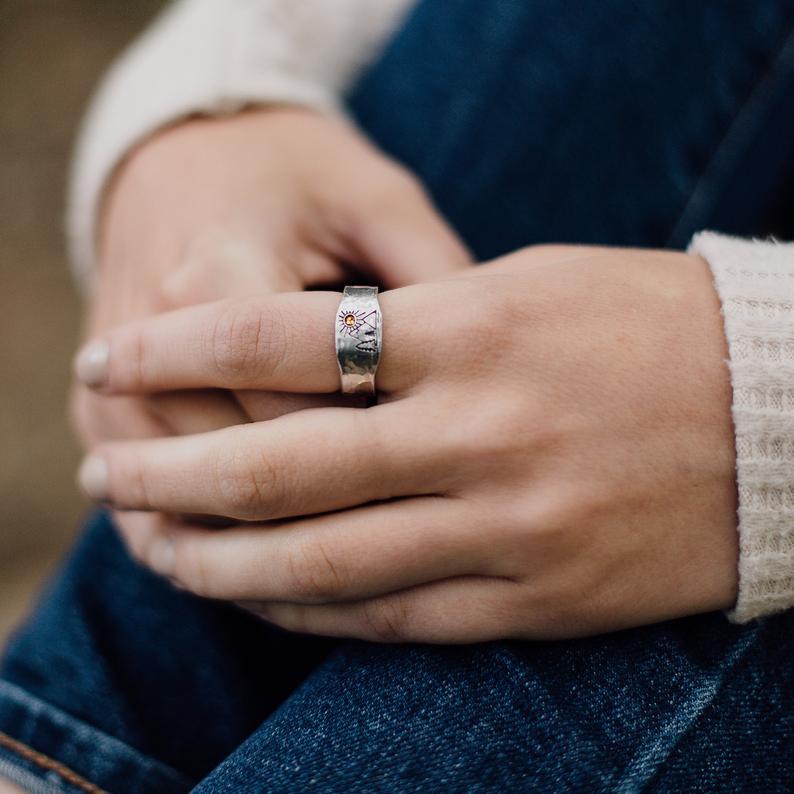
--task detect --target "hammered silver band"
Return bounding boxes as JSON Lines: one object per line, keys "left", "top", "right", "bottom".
{"left": 335, "top": 286, "right": 382, "bottom": 395}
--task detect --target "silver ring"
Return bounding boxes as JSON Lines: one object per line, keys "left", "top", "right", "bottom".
{"left": 335, "top": 286, "right": 382, "bottom": 395}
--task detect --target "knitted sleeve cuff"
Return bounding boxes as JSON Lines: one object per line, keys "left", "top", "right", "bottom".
{"left": 67, "top": 0, "right": 413, "bottom": 293}
{"left": 689, "top": 231, "right": 794, "bottom": 622}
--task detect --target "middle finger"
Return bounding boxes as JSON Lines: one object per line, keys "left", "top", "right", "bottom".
{"left": 80, "top": 401, "right": 442, "bottom": 520}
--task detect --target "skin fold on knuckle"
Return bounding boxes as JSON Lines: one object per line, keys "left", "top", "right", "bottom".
{"left": 214, "top": 442, "right": 279, "bottom": 519}
{"left": 205, "top": 301, "right": 287, "bottom": 383}
{"left": 359, "top": 595, "right": 412, "bottom": 643}
{"left": 284, "top": 535, "right": 352, "bottom": 603}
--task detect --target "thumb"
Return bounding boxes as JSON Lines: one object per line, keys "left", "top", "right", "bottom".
{"left": 346, "top": 174, "right": 473, "bottom": 287}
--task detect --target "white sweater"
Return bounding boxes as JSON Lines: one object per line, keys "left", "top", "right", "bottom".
{"left": 69, "top": 0, "right": 794, "bottom": 624}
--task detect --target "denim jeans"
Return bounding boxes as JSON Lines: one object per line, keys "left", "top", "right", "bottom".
{"left": 3, "top": 1, "right": 794, "bottom": 791}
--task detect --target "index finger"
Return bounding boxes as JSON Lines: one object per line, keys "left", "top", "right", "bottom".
{"left": 74, "top": 290, "right": 418, "bottom": 395}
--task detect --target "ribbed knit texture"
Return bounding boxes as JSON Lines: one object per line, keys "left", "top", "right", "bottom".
{"left": 691, "top": 232, "right": 794, "bottom": 622}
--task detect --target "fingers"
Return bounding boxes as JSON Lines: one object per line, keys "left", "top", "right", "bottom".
{"left": 74, "top": 292, "right": 338, "bottom": 394}
{"left": 234, "top": 389, "right": 363, "bottom": 422}
{"left": 145, "top": 389, "right": 248, "bottom": 434}
{"left": 159, "top": 236, "right": 349, "bottom": 307}
{"left": 71, "top": 383, "right": 250, "bottom": 451}
{"left": 74, "top": 290, "right": 420, "bottom": 396}
{"left": 346, "top": 171, "right": 472, "bottom": 287}
{"left": 79, "top": 403, "right": 440, "bottom": 520}
{"left": 113, "top": 510, "right": 165, "bottom": 562}
{"left": 252, "top": 577, "right": 519, "bottom": 644}
{"left": 71, "top": 387, "right": 164, "bottom": 448}
{"left": 129, "top": 497, "right": 491, "bottom": 602}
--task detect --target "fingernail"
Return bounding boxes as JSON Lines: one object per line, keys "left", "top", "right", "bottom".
{"left": 78, "top": 455, "right": 110, "bottom": 501}
{"left": 74, "top": 340, "right": 109, "bottom": 387}
{"left": 149, "top": 536, "right": 175, "bottom": 576}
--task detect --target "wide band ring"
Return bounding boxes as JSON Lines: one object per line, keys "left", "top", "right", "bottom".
{"left": 335, "top": 286, "right": 382, "bottom": 395}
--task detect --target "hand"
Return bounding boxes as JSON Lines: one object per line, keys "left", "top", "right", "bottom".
{"left": 73, "top": 106, "right": 470, "bottom": 536}
{"left": 74, "top": 105, "right": 471, "bottom": 445}
{"left": 75, "top": 246, "right": 739, "bottom": 642}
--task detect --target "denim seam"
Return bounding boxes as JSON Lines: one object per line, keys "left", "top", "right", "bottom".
{"left": 0, "top": 731, "right": 107, "bottom": 794}
{"left": 613, "top": 628, "right": 761, "bottom": 793}
{"left": 493, "top": 630, "right": 761, "bottom": 793}
{"left": 0, "top": 679, "right": 193, "bottom": 791}
{"left": 666, "top": 23, "right": 794, "bottom": 246}
{"left": 0, "top": 752, "right": 64, "bottom": 794}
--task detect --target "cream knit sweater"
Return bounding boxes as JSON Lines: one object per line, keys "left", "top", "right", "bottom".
{"left": 69, "top": 0, "right": 794, "bottom": 624}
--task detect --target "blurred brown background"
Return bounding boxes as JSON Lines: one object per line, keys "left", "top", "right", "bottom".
{"left": 0, "top": 0, "right": 163, "bottom": 645}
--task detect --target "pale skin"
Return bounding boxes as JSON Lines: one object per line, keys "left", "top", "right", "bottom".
{"left": 0, "top": 116, "right": 739, "bottom": 793}
{"left": 75, "top": 245, "right": 740, "bottom": 643}
{"left": 72, "top": 106, "right": 470, "bottom": 540}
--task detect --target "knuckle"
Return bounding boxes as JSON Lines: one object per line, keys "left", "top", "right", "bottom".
{"left": 360, "top": 596, "right": 411, "bottom": 643}
{"left": 207, "top": 301, "right": 288, "bottom": 381}
{"left": 285, "top": 538, "right": 350, "bottom": 602}
{"left": 214, "top": 444, "right": 278, "bottom": 518}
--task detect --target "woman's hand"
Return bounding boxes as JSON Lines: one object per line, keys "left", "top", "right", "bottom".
{"left": 75, "top": 245, "right": 739, "bottom": 642}
{"left": 73, "top": 106, "right": 470, "bottom": 537}
{"left": 74, "top": 105, "right": 470, "bottom": 446}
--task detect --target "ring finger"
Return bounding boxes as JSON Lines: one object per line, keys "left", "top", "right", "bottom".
{"left": 74, "top": 290, "right": 423, "bottom": 396}
{"left": 132, "top": 496, "right": 493, "bottom": 602}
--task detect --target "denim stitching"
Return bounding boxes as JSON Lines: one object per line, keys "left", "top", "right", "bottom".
{"left": 0, "top": 752, "right": 66, "bottom": 794}
{"left": 612, "top": 628, "right": 761, "bottom": 793}
{"left": 494, "top": 629, "right": 762, "bottom": 793}
{"left": 0, "top": 731, "right": 107, "bottom": 794}
{"left": 666, "top": 24, "right": 794, "bottom": 246}
{"left": 0, "top": 679, "right": 193, "bottom": 791}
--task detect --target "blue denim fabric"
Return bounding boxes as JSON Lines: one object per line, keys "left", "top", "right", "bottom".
{"left": 4, "top": 517, "right": 794, "bottom": 793}
{"left": 350, "top": 0, "right": 794, "bottom": 258}
{"left": 3, "top": 1, "right": 794, "bottom": 791}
